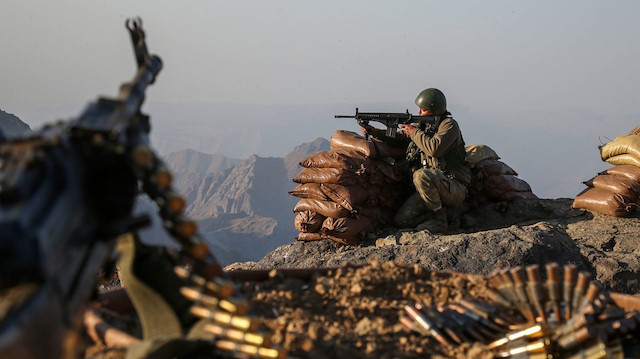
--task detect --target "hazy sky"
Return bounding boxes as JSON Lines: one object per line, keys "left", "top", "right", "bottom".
{"left": 3, "top": 1, "right": 639, "bottom": 127}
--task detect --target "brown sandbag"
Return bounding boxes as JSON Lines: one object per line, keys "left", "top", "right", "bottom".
{"left": 294, "top": 210, "right": 326, "bottom": 233}
{"left": 475, "top": 159, "right": 518, "bottom": 177}
{"left": 484, "top": 174, "right": 532, "bottom": 199}
{"left": 600, "top": 135, "right": 640, "bottom": 161}
{"left": 605, "top": 153, "right": 640, "bottom": 168}
{"left": 584, "top": 175, "right": 640, "bottom": 201}
{"left": 330, "top": 130, "right": 405, "bottom": 159}
{"left": 571, "top": 187, "right": 636, "bottom": 217}
{"left": 320, "top": 183, "right": 371, "bottom": 212}
{"left": 289, "top": 183, "right": 330, "bottom": 201}
{"left": 296, "top": 232, "right": 325, "bottom": 241}
{"left": 600, "top": 165, "right": 640, "bottom": 183}
{"left": 628, "top": 125, "right": 640, "bottom": 136}
{"left": 293, "top": 198, "right": 351, "bottom": 218}
{"left": 299, "top": 150, "right": 368, "bottom": 170}
{"left": 322, "top": 216, "right": 375, "bottom": 245}
{"left": 369, "top": 159, "right": 403, "bottom": 183}
{"left": 465, "top": 144, "right": 500, "bottom": 167}
{"left": 292, "top": 167, "right": 361, "bottom": 186}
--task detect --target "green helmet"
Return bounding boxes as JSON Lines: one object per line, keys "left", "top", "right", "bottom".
{"left": 415, "top": 88, "right": 447, "bottom": 115}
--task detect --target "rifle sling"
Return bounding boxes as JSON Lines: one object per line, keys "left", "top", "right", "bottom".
{"left": 116, "top": 234, "right": 183, "bottom": 340}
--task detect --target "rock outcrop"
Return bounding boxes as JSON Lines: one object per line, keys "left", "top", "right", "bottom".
{"left": 227, "top": 198, "right": 640, "bottom": 296}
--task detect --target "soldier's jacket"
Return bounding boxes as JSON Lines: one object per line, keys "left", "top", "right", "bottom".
{"left": 407, "top": 117, "right": 471, "bottom": 185}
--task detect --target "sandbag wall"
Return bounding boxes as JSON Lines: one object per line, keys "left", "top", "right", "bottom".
{"left": 572, "top": 129, "right": 640, "bottom": 216}
{"left": 290, "top": 130, "right": 406, "bottom": 245}
{"left": 465, "top": 144, "right": 538, "bottom": 208}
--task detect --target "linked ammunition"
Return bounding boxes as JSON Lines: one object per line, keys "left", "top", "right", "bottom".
{"left": 556, "top": 325, "right": 604, "bottom": 350}
{"left": 487, "top": 324, "right": 549, "bottom": 350}
{"left": 215, "top": 339, "right": 287, "bottom": 359}
{"left": 399, "top": 315, "right": 429, "bottom": 336}
{"left": 204, "top": 323, "right": 273, "bottom": 347}
{"left": 497, "top": 268, "right": 521, "bottom": 307}
{"left": 174, "top": 265, "right": 236, "bottom": 298}
{"left": 554, "top": 313, "right": 595, "bottom": 339}
{"left": 526, "top": 265, "right": 548, "bottom": 324}
{"left": 190, "top": 305, "right": 259, "bottom": 332}
{"left": 564, "top": 339, "right": 623, "bottom": 359}
{"left": 545, "top": 262, "right": 563, "bottom": 324}
{"left": 495, "top": 338, "right": 550, "bottom": 358}
{"left": 459, "top": 299, "right": 509, "bottom": 330}
{"left": 180, "top": 286, "right": 249, "bottom": 315}
{"left": 450, "top": 303, "right": 503, "bottom": 335}
{"left": 571, "top": 272, "right": 591, "bottom": 317}
{"left": 576, "top": 281, "right": 603, "bottom": 314}
{"left": 563, "top": 264, "right": 578, "bottom": 320}
{"left": 429, "top": 307, "right": 465, "bottom": 344}
{"left": 404, "top": 304, "right": 451, "bottom": 346}
{"left": 486, "top": 288, "right": 514, "bottom": 309}
{"left": 510, "top": 266, "right": 536, "bottom": 323}
{"left": 151, "top": 165, "right": 173, "bottom": 189}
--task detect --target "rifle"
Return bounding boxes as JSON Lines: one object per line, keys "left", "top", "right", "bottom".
{"left": 0, "top": 19, "right": 275, "bottom": 359}
{"left": 334, "top": 107, "right": 441, "bottom": 139}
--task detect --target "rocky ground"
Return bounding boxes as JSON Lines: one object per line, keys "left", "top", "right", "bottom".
{"left": 227, "top": 198, "right": 640, "bottom": 296}
{"left": 85, "top": 198, "right": 640, "bottom": 358}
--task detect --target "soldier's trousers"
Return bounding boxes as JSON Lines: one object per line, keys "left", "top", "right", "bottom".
{"left": 394, "top": 168, "right": 467, "bottom": 228}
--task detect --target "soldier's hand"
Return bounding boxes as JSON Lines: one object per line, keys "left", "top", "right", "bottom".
{"left": 361, "top": 125, "right": 379, "bottom": 137}
{"left": 400, "top": 124, "right": 417, "bottom": 136}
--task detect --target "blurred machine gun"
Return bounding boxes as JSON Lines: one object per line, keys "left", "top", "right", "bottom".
{"left": 0, "top": 19, "right": 283, "bottom": 359}
{"left": 335, "top": 108, "right": 441, "bottom": 139}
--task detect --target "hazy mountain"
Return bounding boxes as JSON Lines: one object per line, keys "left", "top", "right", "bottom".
{"left": 283, "top": 137, "right": 330, "bottom": 181}
{"left": 0, "top": 109, "right": 31, "bottom": 138}
{"left": 161, "top": 141, "right": 324, "bottom": 264}
{"left": 162, "top": 149, "right": 243, "bottom": 206}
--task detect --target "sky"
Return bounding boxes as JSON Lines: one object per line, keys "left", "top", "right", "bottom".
{"left": 2, "top": 1, "right": 640, "bottom": 197}
{"left": 3, "top": 1, "right": 639, "bottom": 120}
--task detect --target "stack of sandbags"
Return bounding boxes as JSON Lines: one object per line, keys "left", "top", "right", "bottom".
{"left": 572, "top": 132, "right": 640, "bottom": 216}
{"left": 465, "top": 144, "right": 538, "bottom": 207}
{"left": 290, "top": 130, "right": 405, "bottom": 245}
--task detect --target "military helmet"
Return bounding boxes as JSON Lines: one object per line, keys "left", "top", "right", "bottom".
{"left": 415, "top": 88, "right": 447, "bottom": 115}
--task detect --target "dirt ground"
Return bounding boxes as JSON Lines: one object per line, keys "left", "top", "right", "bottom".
{"left": 84, "top": 262, "right": 497, "bottom": 359}
{"left": 236, "top": 261, "right": 495, "bottom": 359}
{"left": 84, "top": 260, "right": 640, "bottom": 359}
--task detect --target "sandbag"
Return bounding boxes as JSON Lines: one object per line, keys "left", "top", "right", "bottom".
{"left": 600, "top": 165, "right": 640, "bottom": 183}
{"left": 288, "top": 183, "right": 330, "bottom": 201}
{"left": 584, "top": 175, "right": 640, "bottom": 201}
{"left": 475, "top": 159, "right": 518, "bottom": 177}
{"left": 600, "top": 135, "right": 640, "bottom": 161}
{"left": 465, "top": 144, "right": 500, "bottom": 167}
{"left": 292, "top": 167, "right": 361, "bottom": 186}
{"left": 484, "top": 174, "right": 532, "bottom": 198}
{"left": 628, "top": 125, "right": 640, "bottom": 136}
{"left": 369, "top": 159, "right": 403, "bottom": 183}
{"left": 322, "top": 216, "right": 375, "bottom": 245}
{"left": 299, "top": 150, "right": 368, "bottom": 170}
{"left": 296, "top": 232, "right": 325, "bottom": 242}
{"left": 320, "top": 183, "right": 371, "bottom": 212}
{"left": 330, "top": 130, "right": 405, "bottom": 159}
{"left": 571, "top": 187, "right": 636, "bottom": 217}
{"left": 293, "top": 198, "right": 351, "bottom": 218}
{"left": 294, "top": 210, "right": 326, "bottom": 233}
{"left": 605, "top": 154, "right": 640, "bottom": 168}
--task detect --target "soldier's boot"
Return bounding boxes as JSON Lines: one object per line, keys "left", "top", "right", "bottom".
{"left": 416, "top": 208, "right": 448, "bottom": 234}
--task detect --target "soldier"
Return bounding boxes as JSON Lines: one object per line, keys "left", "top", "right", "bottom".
{"left": 362, "top": 88, "right": 470, "bottom": 232}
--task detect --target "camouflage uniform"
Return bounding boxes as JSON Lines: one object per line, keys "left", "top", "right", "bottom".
{"left": 393, "top": 116, "right": 471, "bottom": 228}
